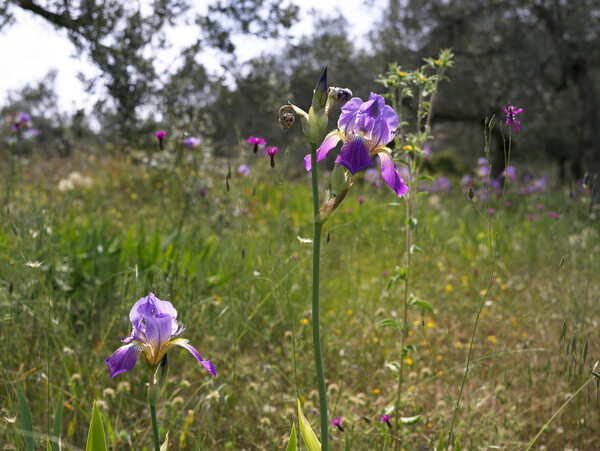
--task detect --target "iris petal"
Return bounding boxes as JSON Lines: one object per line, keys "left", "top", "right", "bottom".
{"left": 335, "top": 135, "right": 373, "bottom": 174}
{"left": 105, "top": 343, "right": 140, "bottom": 378}
{"left": 304, "top": 131, "right": 343, "bottom": 171}
{"left": 378, "top": 151, "right": 408, "bottom": 197}
{"left": 171, "top": 338, "right": 217, "bottom": 376}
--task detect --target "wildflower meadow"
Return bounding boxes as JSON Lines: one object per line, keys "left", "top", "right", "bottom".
{"left": 2, "top": 2, "right": 600, "bottom": 450}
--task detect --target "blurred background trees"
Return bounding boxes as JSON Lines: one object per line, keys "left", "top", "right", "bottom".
{"left": 1, "top": 0, "right": 599, "bottom": 199}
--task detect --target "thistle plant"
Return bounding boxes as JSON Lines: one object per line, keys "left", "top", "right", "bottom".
{"left": 105, "top": 292, "right": 215, "bottom": 450}
{"left": 376, "top": 49, "right": 453, "bottom": 444}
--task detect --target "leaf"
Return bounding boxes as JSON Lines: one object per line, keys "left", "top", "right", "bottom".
{"left": 399, "top": 415, "right": 421, "bottom": 425}
{"left": 160, "top": 431, "right": 169, "bottom": 451}
{"left": 418, "top": 175, "right": 434, "bottom": 182}
{"left": 16, "top": 381, "right": 34, "bottom": 451}
{"left": 86, "top": 400, "right": 107, "bottom": 451}
{"left": 378, "top": 319, "right": 403, "bottom": 330}
{"left": 410, "top": 244, "right": 425, "bottom": 255}
{"left": 298, "top": 399, "right": 321, "bottom": 451}
{"left": 436, "top": 431, "right": 444, "bottom": 451}
{"left": 285, "top": 423, "right": 297, "bottom": 451}
{"left": 385, "top": 362, "right": 402, "bottom": 375}
{"left": 455, "top": 435, "right": 462, "bottom": 451}
{"left": 51, "top": 388, "right": 63, "bottom": 451}
{"left": 408, "top": 297, "right": 435, "bottom": 316}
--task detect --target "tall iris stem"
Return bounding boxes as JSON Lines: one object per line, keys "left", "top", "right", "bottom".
{"left": 309, "top": 141, "right": 328, "bottom": 450}
{"left": 149, "top": 401, "right": 160, "bottom": 451}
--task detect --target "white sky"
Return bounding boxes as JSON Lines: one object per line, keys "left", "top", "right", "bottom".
{"left": 0, "top": 0, "right": 381, "bottom": 114}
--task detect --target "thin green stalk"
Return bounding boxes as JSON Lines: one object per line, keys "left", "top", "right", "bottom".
{"left": 150, "top": 402, "right": 160, "bottom": 451}
{"left": 526, "top": 377, "right": 592, "bottom": 450}
{"left": 394, "top": 161, "right": 417, "bottom": 450}
{"left": 309, "top": 141, "right": 328, "bottom": 450}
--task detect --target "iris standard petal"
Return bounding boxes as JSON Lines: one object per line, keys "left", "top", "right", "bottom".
{"left": 338, "top": 98, "right": 363, "bottom": 134}
{"left": 335, "top": 135, "right": 373, "bottom": 174}
{"left": 171, "top": 338, "right": 217, "bottom": 376}
{"left": 105, "top": 343, "right": 141, "bottom": 378}
{"left": 379, "top": 151, "right": 408, "bottom": 197}
{"left": 304, "top": 131, "right": 343, "bottom": 171}
{"left": 142, "top": 312, "right": 176, "bottom": 357}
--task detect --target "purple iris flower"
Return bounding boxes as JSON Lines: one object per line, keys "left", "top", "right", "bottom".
{"left": 13, "top": 112, "right": 32, "bottom": 131}
{"left": 237, "top": 165, "right": 250, "bottom": 177}
{"left": 183, "top": 137, "right": 203, "bottom": 148}
{"left": 304, "top": 92, "right": 408, "bottom": 197}
{"left": 503, "top": 105, "right": 523, "bottom": 132}
{"left": 501, "top": 165, "right": 516, "bottom": 181}
{"left": 105, "top": 293, "right": 216, "bottom": 378}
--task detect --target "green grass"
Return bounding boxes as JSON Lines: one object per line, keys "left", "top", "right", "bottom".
{"left": 1, "top": 148, "right": 598, "bottom": 450}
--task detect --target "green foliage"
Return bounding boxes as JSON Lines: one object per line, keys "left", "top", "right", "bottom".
{"left": 86, "top": 400, "right": 107, "bottom": 451}
{"left": 16, "top": 381, "right": 34, "bottom": 451}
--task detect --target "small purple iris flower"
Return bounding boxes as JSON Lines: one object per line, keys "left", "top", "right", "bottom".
{"left": 105, "top": 293, "right": 216, "bottom": 378}
{"left": 304, "top": 92, "right": 408, "bottom": 197}
{"left": 331, "top": 416, "right": 344, "bottom": 432}
{"left": 13, "top": 112, "right": 32, "bottom": 131}
{"left": 380, "top": 414, "right": 392, "bottom": 428}
{"left": 503, "top": 105, "right": 523, "bottom": 132}
{"left": 155, "top": 130, "right": 166, "bottom": 150}
{"left": 237, "top": 165, "right": 250, "bottom": 177}
{"left": 247, "top": 136, "right": 266, "bottom": 153}
{"left": 183, "top": 137, "right": 203, "bottom": 148}
{"left": 267, "top": 146, "right": 277, "bottom": 168}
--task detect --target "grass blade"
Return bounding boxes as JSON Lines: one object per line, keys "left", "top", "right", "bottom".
{"left": 16, "top": 381, "right": 35, "bottom": 451}
{"left": 51, "top": 387, "right": 63, "bottom": 451}
{"left": 86, "top": 400, "right": 107, "bottom": 451}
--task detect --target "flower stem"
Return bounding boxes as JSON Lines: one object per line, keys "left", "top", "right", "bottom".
{"left": 309, "top": 141, "right": 328, "bottom": 450}
{"left": 150, "top": 402, "right": 160, "bottom": 451}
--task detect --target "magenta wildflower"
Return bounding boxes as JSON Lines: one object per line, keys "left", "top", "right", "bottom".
{"left": 247, "top": 136, "right": 266, "bottom": 153}
{"left": 105, "top": 293, "right": 215, "bottom": 378}
{"left": 503, "top": 105, "right": 523, "bottom": 132}
{"left": 380, "top": 414, "right": 392, "bottom": 428}
{"left": 331, "top": 416, "right": 344, "bottom": 432}
{"left": 529, "top": 214, "right": 536, "bottom": 221}
{"left": 358, "top": 196, "right": 365, "bottom": 205}
{"left": 183, "top": 137, "right": 203, "bottom": 148}
{"left": 267, "top": 146, "right": 277, "bottom": 168}
{"left": 548, "top": 211, "right": 560, "bottom": 219}
{"left": 304, "top": 92, "right": 407, "bottom": 197}
{"left": 155, "top": 130, "right": 166, "bottom": 150}
{"left": 487, "top": 208, "right": 495, "bottom": 215}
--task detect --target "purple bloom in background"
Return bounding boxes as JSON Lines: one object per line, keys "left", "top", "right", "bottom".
{"left": 537, "top": 204, "right": 545, "bottom": 211}
{"left": 237, "top": 165, "right": 250, "bottom": 177}
{"left": 331, "top": 416, "right": 344, "bottom": 432}
{"left": 304, "top": 92, "right": 407, "bottom": 197}
{"left": 501, "top": 166, "right": 516, "bottom": 181}
{"left": 358, "top": 196, "right": 365, "bottom": 205}
{"left": 503, "top": 104, "right": 523, "bottom": 132}
{"left": 380, "top": 414, "right": 392, "bottom": 428}
{"left": 364, "top": 168, "right": 382, "bottom": 187}
{"left": 548, "top": 211, "right": 561, "bottom": 219}
{"left": 529, "top": 214, "right": 536, "bottom": 221}
{"left": 267, "top": 146, "right": 277, "bottom": 168}
{"left": 184, "top": 137, "right": 203, "bottom": 148}
{"left": 247, "top": 136, "right": 266, "bottom": 153}
{"left": 487, "top": 208, "right": 495, "bottom": 215}
{"left": 105, "top": 293, "right": 215, "bottom": 378}
{"left": 13, "top": 112, "right": 32, "bottom": 131}
{"left": 155, "top": 130, "right": 166, "bottom": 150}
{"left": 431, "top": 175, "right": 453, "bottom": 193}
